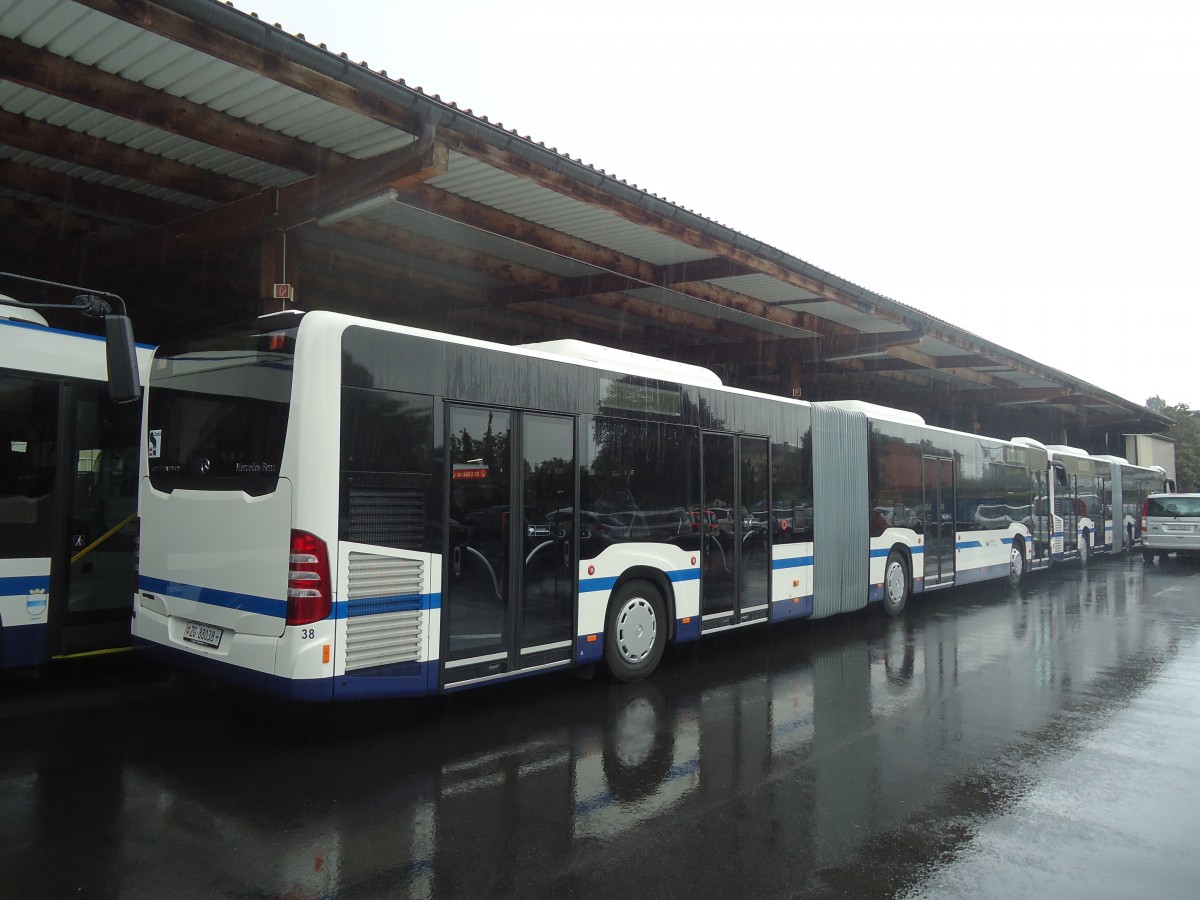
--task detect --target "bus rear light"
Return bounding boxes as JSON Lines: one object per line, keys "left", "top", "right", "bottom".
{"left": 287, "top": 529, "right": 332, "bottom": 625}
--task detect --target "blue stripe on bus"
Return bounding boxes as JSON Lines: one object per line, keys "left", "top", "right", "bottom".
{"left": 0, "top": 575, "right": 50, "bottom": 595}
{"left": 868, "top": 546, "right": 925, "bottom": 558}
{"left": 139, "top": 575, "right": 286, "bottom": 618}
{"left": 1, "top": 316, "right": 155, "bottom": 349}
{"left": 579, "top": 568, "right": 698, "bottom": 594}
{"left": 340, "top": 593, "right": 441, "bottom": 617}
{"left": 579, "top": 576, "right": 618, "bottom": 594}
{"left": 772, "top": 555, "right": 813, "bottom": 570}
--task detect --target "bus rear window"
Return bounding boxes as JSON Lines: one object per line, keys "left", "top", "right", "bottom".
{"left": 146, "top": 320, "right": 298, "bottom": 496}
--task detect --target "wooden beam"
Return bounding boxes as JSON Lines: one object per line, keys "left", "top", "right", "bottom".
{"left": 0, "top": 36, "right": 343, "bottom": 174}
{"left": 802, "top": 358, "right": 927, "bottom": 376}
{"left": 0, "top": 110, "right": 254, "bottom": 204}
{"left": 930, "top": 354, "right": 1002, "bottom": 369}
{"left": 320, "top": 219, "right": 565, "bottom": 296}
{"left": 74, "top": 0, "right": 427, "bottom": 130}
{"left": 573, "top": 291, "right": 767, "bottom": 342}
{"left": 658, "top": 257, "right": 758, "bottom": 284}
{"left": 699, "top": 337, "right": 819, "bottom": 367}
{"left": 0, "top": 157, "right": 187, "bottom": 224}
{"left": 296, "top": 233, "right": 491, "bottom": 307}
{"left": 0, "top": 195, "right": 122, "bottom": 241}
{"left": 97, "top": 140, "right": 449, "bottom": 267}
{"left": 885, "top": 343, "right": 1018, "bottom": 389}
{"left": 398, "top": 185, "right": 845, "bottom": 338}
{"left": 72, "top": 0, "right": 1135, "bottom": 409}
{"left": 505, "top": 300, "right": 661, "bottom": 344}
{"left": 818, "top": 330, "right": 924, "bottom": 360}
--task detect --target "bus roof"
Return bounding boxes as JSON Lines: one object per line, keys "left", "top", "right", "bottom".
{"left": 0, "top": 296, "right": 49, "bottom": 326}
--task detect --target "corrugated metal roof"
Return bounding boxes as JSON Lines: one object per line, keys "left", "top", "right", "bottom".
{"left": 0, "top": 0, "right": 1168, "bottom": 439}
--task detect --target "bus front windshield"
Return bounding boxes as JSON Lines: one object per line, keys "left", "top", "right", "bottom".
{"left": 146, "top": 318, "right": 299, "bottom": 496}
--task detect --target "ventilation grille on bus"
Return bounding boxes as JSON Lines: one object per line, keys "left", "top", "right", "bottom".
{"left": 344, "top": 552, "right": 425, "bottom": 672}
{"left": 346, "top": 485, "right": 425, "bottom": 549}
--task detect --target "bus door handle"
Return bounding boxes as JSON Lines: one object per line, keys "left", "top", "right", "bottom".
{"left": 453, "top": 545, "right": 462, "bottom": 577}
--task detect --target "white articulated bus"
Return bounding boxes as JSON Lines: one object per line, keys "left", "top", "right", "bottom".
{"left": 133, "top": 311, "right": 1048, "bottom": 701}
{"left": 1011, "top": 440, "right": 1168, "bottom": 564}
{"left": 0, "top": 293, "right": 149, "bottom": 669}
{"left": 1091, "top": 455, "right": 1169, "bottom": 554}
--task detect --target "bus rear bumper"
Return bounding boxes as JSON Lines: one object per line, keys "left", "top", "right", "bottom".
{"left": 132, "top": 603, "right": 336, "bottom": 701}
{"left": 132, "top": 636, "right": 335, "bottom": 702}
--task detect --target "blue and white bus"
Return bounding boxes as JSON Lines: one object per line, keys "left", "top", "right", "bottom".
{"left": 0, "top": 297, "right": 150, "bottom": 668}
{"left": 133, "top": 310, "right": 1049, "bottom": 701}
{"left": 1010, "top": 441, "right": 1166, "bottom": 564}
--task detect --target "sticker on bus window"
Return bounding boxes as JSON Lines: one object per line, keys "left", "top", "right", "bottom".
{"left": 148, "top": 429, "right": 162, "bottom": 459}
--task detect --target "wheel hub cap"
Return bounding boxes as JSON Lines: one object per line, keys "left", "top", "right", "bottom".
{"left": 617, "top": 598, "right": 656, "bottom": 663}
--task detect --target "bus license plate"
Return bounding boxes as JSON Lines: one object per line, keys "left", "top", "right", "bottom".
{"left": 183, "top": 621, "right": 223, "bottom": 648}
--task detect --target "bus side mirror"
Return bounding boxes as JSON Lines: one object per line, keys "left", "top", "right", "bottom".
{"left": 1051, "top": 461, "right": 1068, "bottom": 488}
{"left": 105, "top": 314, "right": 141, "bottom": 404}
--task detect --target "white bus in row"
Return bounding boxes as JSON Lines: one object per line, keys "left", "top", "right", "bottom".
{"left": 1011, "top": 439, "right": 1167, "bottom": 566}
{"left": 0, "top": 284, "right": 148, "bottom": 669}
{"left": 129, "top": 309, "right": 1165, "bottom": 701}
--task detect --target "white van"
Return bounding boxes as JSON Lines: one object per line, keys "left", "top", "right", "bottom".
{"left": 1141, "top": 493, "right": 1200, "bottom": 562}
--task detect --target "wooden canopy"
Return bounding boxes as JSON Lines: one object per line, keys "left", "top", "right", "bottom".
{"left": 0, "top": 0, "right": 1167, "bottom": 450}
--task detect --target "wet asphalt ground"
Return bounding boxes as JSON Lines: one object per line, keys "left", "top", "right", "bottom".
{"left": 3, "top": 553, "right": 1199, "bottom": 899}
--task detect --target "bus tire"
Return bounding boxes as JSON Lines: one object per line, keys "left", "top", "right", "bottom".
{"left": 604, "top": 579, "right": 666, "bottom": 683}
{"left": 881, "top": 551, "right": 909, "bottom": 618}
{"left": 1008, "top": 538, "right": 1026, "bottom": 588}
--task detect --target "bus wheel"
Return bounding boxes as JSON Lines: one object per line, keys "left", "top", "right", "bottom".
{"left": 1079, "top": 534, "right": 1090, "bottom": 566}
{"left": 881, "top": 551, "right": 909, "bottom": 618}
{"left": 1008, "top": 540, "right": 1026, "bottom": 588}
{"left": 605, "top": 580, "right": 666, "bottom": 683}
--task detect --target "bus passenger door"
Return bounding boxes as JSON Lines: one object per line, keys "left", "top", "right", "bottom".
{"left": 922, "top": 456, "right": 955, "bottom": 587}
{"left": 1030, "top": 469, "right": 1050, "bottom": 565}
{"left": 1061, "top": 474, "right": 1079, "bottom": 553}
{"left": 53, "top": 384, "right": 141, "bottom": 657}
{"left": 701, "top": 433, "right": 770, "bottom": 628}
{"left": 443, "top": 406, "right": 575, "bottom": 686}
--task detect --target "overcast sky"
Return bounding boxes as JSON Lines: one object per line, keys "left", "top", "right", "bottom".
{"left": 240, "top": 0, "right": 1199, "bottom": 410}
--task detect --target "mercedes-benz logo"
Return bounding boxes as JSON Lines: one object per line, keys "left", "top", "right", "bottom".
{"left": 199, "top": 458, "right": 211, "bottom": 474}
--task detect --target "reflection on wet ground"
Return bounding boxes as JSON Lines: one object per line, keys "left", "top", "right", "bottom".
{"left": 4, "top": 556, "right": 1200, "bottom": 898}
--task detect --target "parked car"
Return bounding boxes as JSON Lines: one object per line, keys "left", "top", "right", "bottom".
{"left": 1141, "top": 493, "right": 1200, "bottom": 562}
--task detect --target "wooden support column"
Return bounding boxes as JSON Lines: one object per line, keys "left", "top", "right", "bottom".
{"left": 790, "top": 362, "right": 804, "bottom": 399}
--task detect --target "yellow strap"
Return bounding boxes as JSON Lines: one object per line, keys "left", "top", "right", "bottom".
{"left": 70, "top": 512, "right": 137, "bottom": 565}
{"left": 51, "top": 646, "right": 132, "bottom": 660}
